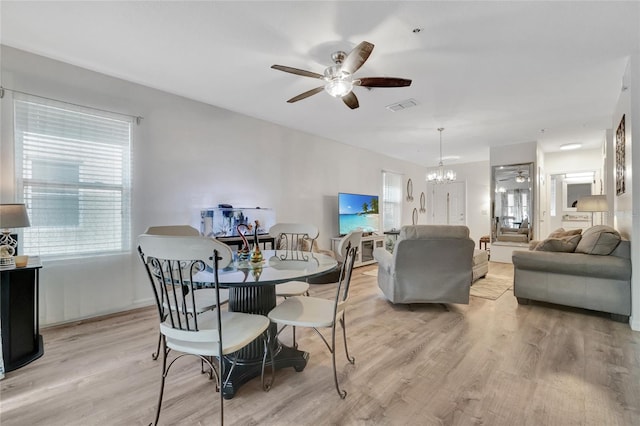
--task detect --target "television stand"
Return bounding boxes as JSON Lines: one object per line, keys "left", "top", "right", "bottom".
{"left": 331, "top": 234, "right": 385, "bottom": 267}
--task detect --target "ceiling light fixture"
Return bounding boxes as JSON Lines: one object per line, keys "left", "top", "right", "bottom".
{"left": 323, "top": 53, "right": 354, "bottom": 98}
{"left": 515, "top": 174, "right": 526, "bottom": 183}
{"left": 324, "top": 65, "right": 353, "bottom": 97}
{"left": 427, "top": 128, "right": 456, "bottom": 184}
{"left": 560, "top": 143, "right": 582, "bottom": 151}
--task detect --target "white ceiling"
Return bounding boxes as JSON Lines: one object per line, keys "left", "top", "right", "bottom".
{"left": 1, "top": 1, "right": 638, "bottom": 167}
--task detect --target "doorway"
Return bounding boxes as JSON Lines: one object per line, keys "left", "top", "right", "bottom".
{"left": 427, "top": 181, "right": 466, "bottom": 225}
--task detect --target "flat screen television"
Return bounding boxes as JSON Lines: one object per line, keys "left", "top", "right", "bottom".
{"left": 338, "top": 192, "right": 380, "bottom": 235}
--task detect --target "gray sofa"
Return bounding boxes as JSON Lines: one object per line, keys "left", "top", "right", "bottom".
{"left": 512, "top": 225, "right": 631, "bottom": 322}
{"left": 373, "top": 225, "right": 475, "bottom": 304}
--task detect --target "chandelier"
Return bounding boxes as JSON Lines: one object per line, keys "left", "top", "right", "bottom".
{"left": 426, "top": 128, "right": 456, "bottom": 184}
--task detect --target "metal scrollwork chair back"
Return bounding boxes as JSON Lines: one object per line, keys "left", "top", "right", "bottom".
{"left": 138, "top": 234, "right": 274, "bottom": 426}
{"left": 268, "top": 241, "right": 358, "bottom": 399}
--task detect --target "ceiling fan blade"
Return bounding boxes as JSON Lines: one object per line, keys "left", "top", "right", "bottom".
{"left": 286, "top": 86, "right": 325, "bottom": 103}
{"left": 341, "top": 91, "right": 359, "bottom": 109}
{"left": 356, "top": 77, "right": 412, "bottom": 87}
{"left": 271, "top": 65, "right": 324, "bottom": 80}
{"left": 341, "top": 41, "right": 374, "bottom": 75}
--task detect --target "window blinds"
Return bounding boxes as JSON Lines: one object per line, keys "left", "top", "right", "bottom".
{"left": 14, "top": 97, "right": 132, "bottom": 258}
{"left": 382, "top": 171, "right": 402, "bottom": 231}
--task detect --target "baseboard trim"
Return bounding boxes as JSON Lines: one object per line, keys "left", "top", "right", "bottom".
{"left": 41, "top": 298, "right": 154, "bottom": 329}
{"left": 630, "top": 315, "right": 640, "bottom": 331}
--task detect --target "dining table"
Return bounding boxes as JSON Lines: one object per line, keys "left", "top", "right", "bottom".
{"left": 193, "top": 249, "right": 338, "bottom": 399}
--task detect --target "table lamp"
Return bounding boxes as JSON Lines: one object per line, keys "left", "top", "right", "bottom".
{"left": 0, "top": 204, "right": 31, "bottom": 265}
{"left": 577, "top": 195, "right": 607, "bottom": 226}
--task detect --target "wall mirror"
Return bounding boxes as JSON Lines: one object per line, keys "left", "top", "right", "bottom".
{"left": 562, "top": 177, "right": 593, "bottom": 211}
{"left": 491, "top": 162, "right": 534, "bottom": 242}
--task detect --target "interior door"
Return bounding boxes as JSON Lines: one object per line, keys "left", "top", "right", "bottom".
{"left": 428, "top": 181, "right": 466, "bottom": 225}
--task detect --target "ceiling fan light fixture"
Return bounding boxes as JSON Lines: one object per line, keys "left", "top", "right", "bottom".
{"left": 324, "top": 78, "right": 353, "bottom": 97}
{"left": 271, "top": 41, "right": 411, "bottom": 108}
{"left": 515, "top": 175, "right": 526, "bottom": 183}
{"left": 324, "top": 66, "right": 353, "bottom": 97}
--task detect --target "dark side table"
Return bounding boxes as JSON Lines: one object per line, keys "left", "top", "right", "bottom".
{"left": 1, "top": 258, "right": 44, "bottom": 373}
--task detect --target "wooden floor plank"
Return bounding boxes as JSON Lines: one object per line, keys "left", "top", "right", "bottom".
{"left": 1, "top": 262, "right": 639, "bottom": 425}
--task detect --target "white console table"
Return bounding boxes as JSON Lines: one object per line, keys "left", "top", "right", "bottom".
{"left": 331, "top": 234, "right": 385, "bottom": 267}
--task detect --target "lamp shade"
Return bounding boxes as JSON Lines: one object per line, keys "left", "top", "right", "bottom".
{"left": 0, "top": 204, "right": 31, "bottom": 229}
{"left": 576, "top": 195, "right": 607, "bottom": 212}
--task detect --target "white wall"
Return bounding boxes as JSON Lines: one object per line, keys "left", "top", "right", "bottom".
{"left": 0, "top": 46, "right": 427, "bottom": 325}
{"left": 450, "top": 161, "right": 491, "bottom": 244}
{"left": 612, "top": 55, "right": 639, "bottom": 331}
{"left": 610, "top": 55, "right": 638, "bottom": 331}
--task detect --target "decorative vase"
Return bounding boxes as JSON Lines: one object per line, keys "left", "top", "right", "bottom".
{"left": 236, "top": 224, "right": 251, "bottom": 261}
{"left": 250, "top": 220, "right": 263, "bottom": 263}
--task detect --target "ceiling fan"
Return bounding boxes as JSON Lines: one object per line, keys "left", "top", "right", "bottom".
{"left": 499, "top": 170, "right": 528, "bottom": 182}
{"left": 271, "top": 41, "right": 412, "bottom": 109}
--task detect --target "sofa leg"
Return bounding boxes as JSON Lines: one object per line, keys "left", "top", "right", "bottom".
{"left": 516, "top": 297, "right": 530, "bottom": 305}
{"left": 610, "top": 313, "right": 629, "bottom": 323}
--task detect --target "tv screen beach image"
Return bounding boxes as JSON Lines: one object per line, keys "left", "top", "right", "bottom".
{"left": 338, "top": 193, "right": 379, "bottom": 235}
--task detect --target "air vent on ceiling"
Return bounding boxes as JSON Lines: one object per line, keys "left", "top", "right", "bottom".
{"left": 385, "top": 98, "right": 418, "bottom": 112}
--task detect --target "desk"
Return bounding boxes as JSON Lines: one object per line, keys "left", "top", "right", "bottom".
{"left": 217, "top": 234, "right": 275, "bottom": 250}
{"left": 479, "top": 235, "right": 490, "bottom": 250}
{"left": 194, "top": 250, "right": 337, "bottom": 398}
{"left": 383, "top": 230, "right": 400, "bottom": 240}
{"left": 1, "top": 258, "right": 43, "bottom": 375}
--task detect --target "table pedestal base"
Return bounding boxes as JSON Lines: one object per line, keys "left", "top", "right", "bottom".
{"left": 222, "top": 285, "right": 309, "bottom": 399}
{"left": 221, "top": 340, "right": 308, "bottom": 399}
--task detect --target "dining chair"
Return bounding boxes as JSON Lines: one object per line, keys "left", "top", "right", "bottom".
{"left": 268, "top": 239, "right": 358, "bottom": 399}
{"left": 144, "top": 225, "right": 230, "bottom": 361}
{"left": 138, "top": 234, "right": 274, "bottom": 425}
{"left": 269, "top": 223, "right": 321, "bottom": 297}
{"left": 268, "top": 223, "right": 320, "bottom": 347}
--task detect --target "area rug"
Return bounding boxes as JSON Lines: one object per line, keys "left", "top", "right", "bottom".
{"left": 470, "top": 275, "right": 513, "bottom": 300}
{"left": 362, "top": 270, "right": 378, "bottom": 277}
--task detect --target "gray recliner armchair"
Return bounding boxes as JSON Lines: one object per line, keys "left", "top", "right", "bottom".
{"left": 372, "top": 225, "right": 475, "bottom": 304}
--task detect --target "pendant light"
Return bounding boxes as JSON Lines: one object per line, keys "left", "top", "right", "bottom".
{"left": 426, "top": 128, "right": 456, "bottom": 184}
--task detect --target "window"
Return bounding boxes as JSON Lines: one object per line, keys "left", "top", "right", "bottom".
{"left": 382, "top": 171, "right": 402, "bottom": 231}
{"left": 14, "top": 96, "right": 132, "bottom": 258}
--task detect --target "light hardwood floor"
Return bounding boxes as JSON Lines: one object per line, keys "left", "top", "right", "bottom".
{"left": 1, "top": 262, "right": 639, "bottom": 425}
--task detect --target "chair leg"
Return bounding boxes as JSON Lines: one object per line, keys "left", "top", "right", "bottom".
{"left": 217, "top": 358, "right": 224, "bottom": 425}
{"left": 260, "top": 331, "right": 275, "bottom": 391}
{"left": 330, "top": 323, "right": 347, "bottom": 399}
{"left": 339, "top": 316, "right": 355, "bottom": 364}
{"left": 152, "top": 331, "right": 161, "bottom": 360}
{"left": 292, "top": 326, "right": 298, "bottom": 349}
{"left": 152, "top": 337, "right": 168, "bottom": 426}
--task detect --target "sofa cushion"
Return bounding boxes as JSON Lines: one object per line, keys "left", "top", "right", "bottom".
{"left": 512, "top": 250, "right": 631, "bottom": 281}
{"left": 575, "top": 225, "right": 621, "bottom": 255}
{"left": 548, "top": 227, "right": 583, "bottom": 238}
{"left": 534, "top": 234, "right": 581, "bottom": 252}
{"left": 400, "top": 225, "right": 469, "bottom": 240}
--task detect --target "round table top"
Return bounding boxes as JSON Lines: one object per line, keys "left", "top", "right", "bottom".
{"left": 194, "top": 250, "right": 338, "bottom": 287}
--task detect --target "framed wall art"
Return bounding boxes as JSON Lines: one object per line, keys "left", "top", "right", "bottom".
{"left": 615, "top": 114, "right": 625, "bottom": 196}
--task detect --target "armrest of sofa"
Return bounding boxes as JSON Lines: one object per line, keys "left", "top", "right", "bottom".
{"left": 512, "top": 250, "right": 631, "bottom": 280}
{"left": 373, "top": 247, "right": 393, "bottom": 274}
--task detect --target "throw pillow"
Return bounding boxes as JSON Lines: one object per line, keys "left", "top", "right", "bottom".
{"left": 575, "top": 225, "right": 621, "bottom": 255}
{"left": 548, "top": 227, "right": 582, "bottom": 238}
{"left": 534, "top": 234, "right": 582, "bottom": 252}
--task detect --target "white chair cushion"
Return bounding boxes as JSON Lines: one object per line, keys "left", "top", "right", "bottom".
{"left": 161, "top": 309, "right": 269, "bottom": 356}
{"left": 268, "top": 296, "right": 340, "bottom": 328}
{"left": 275, "top": 281, "right": 309, "bottom": 297}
